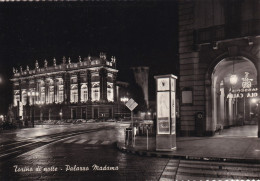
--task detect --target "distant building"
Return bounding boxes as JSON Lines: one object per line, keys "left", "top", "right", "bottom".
{"left": 131, "top": 67, "right": 149, "bottom": 108}
{"left": 10, "top": 53, "right": 129, "bottom": 123}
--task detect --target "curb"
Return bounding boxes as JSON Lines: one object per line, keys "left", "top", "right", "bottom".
{"left": 116, "top": 142, "right": 260, "bottom": 164}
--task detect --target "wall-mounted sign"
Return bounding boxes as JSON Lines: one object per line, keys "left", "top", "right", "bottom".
{"left": 227, "top": 72, "right": 257, "bottom": 99}
{"left": 242, "top": 72, "right": 253, "bottom": 89}
{"left": 227, "top": 92, "right": 258, "bottom": 99}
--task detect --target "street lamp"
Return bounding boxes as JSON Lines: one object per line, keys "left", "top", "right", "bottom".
{"left": 120, "top": 97, "right": 129, "bottom": 118}
{"left": 230, "top": 74, "right": 238, "bottom": 85}
{"left": 230, "top": 60, "right": 238, "bottom": 85}
{"left": 59, "top": 111, "right": 63, "bottom": 121}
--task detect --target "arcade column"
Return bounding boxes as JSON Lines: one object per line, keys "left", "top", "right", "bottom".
{"left": 257, "top": 61, "right": 260, "bottom": 138}
{"left": 154, "top": 74, "right": 177, "bottom": 151}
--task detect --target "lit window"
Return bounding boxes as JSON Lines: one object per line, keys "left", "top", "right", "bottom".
{"left": 58, "top": 85, "right": 64, "bottom": 103}
{"left": 81, "top": 85, "right": 88, "bottom": 102}
{"left": 92, "top": 83, "right": 100, "bottom": 102}
{"left": 49, "top": 86, "right": 54, "bottom": 103}
{"left": 70, "top": 84, "right": 78, "bottom": 103}
{"left": 107, "top": 83, "right": 114, "bottom": 102}
{"left": 71, "top": 90, "right": 78, "bottom": 103}
{"left": 14, "top": 95, "right": 20, "bottom": 106}
{"left": 49, "top": 92, "right": 54, "bottom": 103}
{"left": 59, "top": 91, "right": 63, "bottom": 103}
{"left": 22, "top": 91, "right": 27, "bottom": 105}
{"left": 13, "top": 90, "right": 20, "bottom": 106}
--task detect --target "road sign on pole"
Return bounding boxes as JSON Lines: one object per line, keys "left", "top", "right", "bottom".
{"left": 125, "top": 98, "right": 138, "bottom": 147}
{"left": 125, "top": 98, "right": 138, "bottom": 111}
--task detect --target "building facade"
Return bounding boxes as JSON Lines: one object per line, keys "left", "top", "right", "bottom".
{"left": 178, "top": 0, "right": 260, "bottom": 137}
{"left": 11, "top": 53, "right": 128, "bottom": 123}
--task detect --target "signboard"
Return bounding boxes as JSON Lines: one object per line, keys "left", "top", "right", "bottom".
{"left": 125, "top": 98, "right": 138, "bottom": 111}
{"left": 227, "top": 72, "right": 257, "bottom": 99}
{"left": 157, "top": 92, "right": 170, "bottom": 134}
{"left": 158, "top": 118, "right": 170, "bottom": 133}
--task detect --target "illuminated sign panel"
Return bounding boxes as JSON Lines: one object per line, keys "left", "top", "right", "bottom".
{"left": 227, "top": 72, "right": 257, "bottom": 99}
{"left": 157, "top": 92, "right": 170, "bottom": 134}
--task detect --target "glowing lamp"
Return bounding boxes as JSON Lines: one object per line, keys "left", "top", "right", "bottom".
{"left": 251, "top": 98, "right": 257, "bottom": 103}
{"left": 230, "top": 74, "right": 238, "bottom": 85}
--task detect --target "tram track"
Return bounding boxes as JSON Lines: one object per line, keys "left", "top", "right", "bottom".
{"left": 0, "top": 126, "right": 113, "bottom": 162}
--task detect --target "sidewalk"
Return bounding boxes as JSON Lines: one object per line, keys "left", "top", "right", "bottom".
{"left": 117, "top": 135, "right": 260, "bottom": 163}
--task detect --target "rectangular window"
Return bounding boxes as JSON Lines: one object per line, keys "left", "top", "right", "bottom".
{"left": 84, "top": 91, "right": 88, "bottom": 102}
{"left": 59, "top": 91, "right": 63, "bottom": 102}
{"left": 49, "top": 92, "right": 54, "bottom": 103}
{"left": 70, "top": 90, "right": 78, "bottom": 103}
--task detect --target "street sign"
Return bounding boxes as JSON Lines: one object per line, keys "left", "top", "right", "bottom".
{"left": 125, "top": 98, "right": 138, "bottom": 111}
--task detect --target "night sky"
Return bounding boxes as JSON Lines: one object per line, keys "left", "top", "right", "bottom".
{"left": 0, "top": 1, "right": 178, "bottom": 114}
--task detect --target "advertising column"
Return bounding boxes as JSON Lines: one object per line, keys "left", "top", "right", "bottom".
{"left": 154, "top": 74, "right": 177, "bottom": 151}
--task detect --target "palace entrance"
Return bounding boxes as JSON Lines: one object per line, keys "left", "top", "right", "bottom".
{"left": 211, "top": 56, "right": 258, "bottom": 137}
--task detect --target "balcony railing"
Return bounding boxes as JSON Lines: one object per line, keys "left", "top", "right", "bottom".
{"left": 194, "top": 19, "right": 260, "bottom": 45}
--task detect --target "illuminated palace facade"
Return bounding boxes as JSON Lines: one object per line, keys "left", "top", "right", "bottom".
{"left": 11, "top": 53, "right": 125, "bottom": 122}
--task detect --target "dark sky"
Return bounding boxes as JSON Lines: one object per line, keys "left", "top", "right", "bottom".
{"left": 0, "top": 1, "right": 178, "bottom": 114}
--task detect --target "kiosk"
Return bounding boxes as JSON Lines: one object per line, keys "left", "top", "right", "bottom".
{"left": 154, "top": 74, "right": 177, "bottom": 151}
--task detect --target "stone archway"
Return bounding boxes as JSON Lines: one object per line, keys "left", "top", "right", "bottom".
{"left": 205, "top": 55, "right": 259, "bottom": 137}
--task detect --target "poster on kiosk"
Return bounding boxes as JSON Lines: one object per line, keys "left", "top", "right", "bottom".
{"left": 154, "top": 74, "right": 177, "bottom": 151}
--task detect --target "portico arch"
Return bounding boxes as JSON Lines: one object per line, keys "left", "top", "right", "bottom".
{"left": 205, "top": 54, "right": 259, "bottom": 136}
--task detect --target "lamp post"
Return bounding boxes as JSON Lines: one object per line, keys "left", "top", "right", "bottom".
{"left": 120, "top": 97, "right": 129, "bottom": 118}
{"left": 59, "top": 110, "right": 63, "bottom": 121}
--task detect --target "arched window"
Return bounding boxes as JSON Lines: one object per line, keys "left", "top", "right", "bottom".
{"left": 107, "top": 83, "right": 114, "bottom": 102}
{"left": 58, "top": 85, "right": 64, "bottom": 103}
{"left": 49, "top": 86, "right": 54, "bottom": 103}
{"left": 22, "top": 90, "right": 27, "bottom": 105}
{"left": 13, "top": 90, "right": 20, "bottom": 106}
{"left": 92, "top": 83, "right": 100, "bottom": 102}
{"left": 70, "top": 85, "right": 78, "bottom": 103}
{"left": 81, "top": 84, "right": 88, "bottom": 102}
{"left": 40, "top": 87, "right": 45, "bottom": 104}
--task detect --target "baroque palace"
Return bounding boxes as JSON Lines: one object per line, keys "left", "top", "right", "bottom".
{"left": 10, "top": 53, "right": 127, "bottom": 123}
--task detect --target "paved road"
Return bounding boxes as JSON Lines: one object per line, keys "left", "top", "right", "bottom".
{"left": 0, "top": 123, "right": 260, "bottom": 180}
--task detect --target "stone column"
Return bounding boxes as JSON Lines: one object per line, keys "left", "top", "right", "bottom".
{"left": 19, "top": 80, "right": 22, "bottom": 102}
{"left": 99, "top": 69, "right": 107, "bottom": 102}
{"left": 113, "top": 73, "right": 117, "bottom": 102}
{"left": 44, "top": 77, "right": 48, "bottom": 104}
{"left": 205, "top": 80, "right": 213, "bottom": 135}
{"left": 77, "top": 72, "right": 81, "bottom": 103}
{"left": 87, "top": 71, "right": 92, "bottom": 101}
{"left": 62, "top": 74, "right": 66, "bottom": 103}
{"left": 54, "top": 77, "right": 57, "bottom": 103}
{"left": 64, "top": 73, "right": 71, "bottom": 104}
{"left": 257, "top": 61, "right": 260, "bottom": 138}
